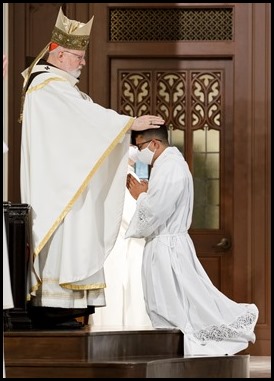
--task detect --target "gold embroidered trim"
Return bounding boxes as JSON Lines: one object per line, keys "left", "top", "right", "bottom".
{"left": 29, "top": 280, "right": 106, "bottom": 295}
{"left": 27, "top": 77, "right": 67, "bottom": 94}
{"left": 36, "top": 277, "right": 105, "bottom": 290}
{"left": 30, "top": 281, "right": 41, "bottom": 294}
{"left": 51, "top": 26, "right": 90, "bottom": 50}
{"left": 18, "top": 43, "right": 51, "bottom": 123}
{"left": 61, "top": 282, "right": 106, "bottom": 291}
{"left": 19, "top": 77, "right": 67, "bottom": 123}
{"left": 34, "top": 117, "right": 134, "bottom": 257}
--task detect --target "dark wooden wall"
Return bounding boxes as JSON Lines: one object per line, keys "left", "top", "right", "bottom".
{"left": 6, "top": 3, "right": 271, "bottom": 355}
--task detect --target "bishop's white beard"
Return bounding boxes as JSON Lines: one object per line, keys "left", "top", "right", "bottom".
{"left": 69, "top": 68, "right": 82, "bottom": 79}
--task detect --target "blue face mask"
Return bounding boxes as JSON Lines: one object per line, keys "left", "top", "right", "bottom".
{"left": 137, "top": 141, "right": 155, "bottom": 165}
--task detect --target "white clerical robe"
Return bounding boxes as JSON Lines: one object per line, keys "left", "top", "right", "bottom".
{"left": 91, "top": 165, "right": 152, "bottom": 327}
{"left": 125, "top": 146, "right": 259, "bottom": 355}
{"left": 20, "top": 64, "right": 133, "bottom": 308}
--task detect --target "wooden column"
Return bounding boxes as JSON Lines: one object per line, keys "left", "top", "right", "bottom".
{"left": 3, "top": 202, "right": 32, "bottom": 330}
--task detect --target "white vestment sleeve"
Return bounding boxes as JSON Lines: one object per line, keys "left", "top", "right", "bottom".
{"left": 125, "top": 156, "right": 190, "bottom": 239}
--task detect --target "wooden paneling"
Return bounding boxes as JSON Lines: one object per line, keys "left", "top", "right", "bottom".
{"left": 7, "top": 3, "right": 271, "bottom": 355}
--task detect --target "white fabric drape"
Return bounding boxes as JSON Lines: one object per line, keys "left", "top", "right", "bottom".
{"left": 92, "top": 165, "right": 152, "bottom": 327}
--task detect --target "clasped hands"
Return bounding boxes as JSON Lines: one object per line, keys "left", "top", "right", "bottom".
{"left": 126, "top": 173, "right": 148, "bottom": 200}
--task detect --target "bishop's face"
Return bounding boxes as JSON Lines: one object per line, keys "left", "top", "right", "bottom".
{"left": 59, "top": 49, "right": 86, "bottom": 78}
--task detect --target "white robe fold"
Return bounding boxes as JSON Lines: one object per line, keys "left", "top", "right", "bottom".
{"left": 125, "top": 146, "right": 259, "bottom": 355}
{"left": 20, "top": 64, "right": 133, "bottom": 308}
{"left": 92, "top": 165, "right": 152, "bottom": 327}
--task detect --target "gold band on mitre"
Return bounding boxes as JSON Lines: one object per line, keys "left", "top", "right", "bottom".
{"left": 51, "top": 26, "right": 90, "bottom": 50}
{"left": 18, "top": 8, "right": 94, "bottom": 123}
{"left": 51, "top": 8, "right": 94, "bottom": 50}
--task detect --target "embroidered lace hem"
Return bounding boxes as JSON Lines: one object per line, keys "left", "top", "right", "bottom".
{"left": 191, "top": 311, "right": 257, "bottom": 343}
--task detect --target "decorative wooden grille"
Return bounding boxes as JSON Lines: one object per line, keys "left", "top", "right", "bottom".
{"left": 110, "top": 8, "right": 233, "bottom": 41}
{"left": 118, "top": 69, "right": 222, "bottom": 131}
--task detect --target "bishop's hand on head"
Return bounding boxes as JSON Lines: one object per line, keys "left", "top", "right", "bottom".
{"left": 131, "top": 115, "right": 165, "bottom": 131}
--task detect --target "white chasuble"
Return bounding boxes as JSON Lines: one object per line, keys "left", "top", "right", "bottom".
{"left": 21, "top": 65, "right": 133, "bottom": 308}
